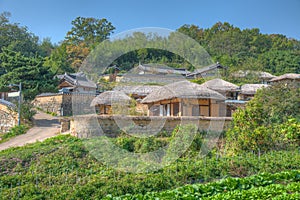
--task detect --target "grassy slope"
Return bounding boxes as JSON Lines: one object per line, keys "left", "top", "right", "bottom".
{"left": 0, "top": 135, "right": 299, "bottom": 199}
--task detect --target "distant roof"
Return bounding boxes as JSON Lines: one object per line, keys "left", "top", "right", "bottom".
{"left": 37, "top": 93, "right": 59, "bottom": 97}
{"left": 232, "top": 70, "right": 276, "bottom": 79}
{"left": 90, "top": 91, "right": 131, "bottom": 106}
{"left": 136, "top": 64, "right": 190, "bottom": 75}
{"left": 120, "top": 74, "right": 185, "bottom": 85}
{"left": 200, "top": 78, "right": 240, "bottom": 92}
{"left": 187, "top": 63, "right": 227, "bottom": 77}
{"left": 225, "top": 100, "right": 246, "bottom": 104}
{"left": 57, "top": 72, "right": 97, "bottom": 89}
{"left": 141, "top": 80, "right": 225, "bottom": 103}
{"left": 240, "top": 84, "right": 268, "bottom": 95}
{"left": 270, "top": 73, "right": 300, "bottom": 82}
{"left": 0, "top": 99, "right": 15, "bottom": 108}
{"left": 114, "top": 85, "right": 162, "bottom": 96}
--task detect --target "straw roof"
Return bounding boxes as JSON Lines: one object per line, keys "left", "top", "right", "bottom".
{"left": 270, "top": 73, "right": 300, "bottom": 82}
{"left": 114, "top": 85, "right": 162, "bottom": 97}
{"left": 240, "top": 84, "right": 268, "bottom": 95}
{"left": 232, "top": 70, "right": 276, "bottom": 80}
{"left": 90, "top": 91, "right": 131, "bottom": 106}
{"left": 141, "top": 80, "right": 225, "bottom": 103}
{"left": 200, "top": 78, "right": 239, "bottom": 92}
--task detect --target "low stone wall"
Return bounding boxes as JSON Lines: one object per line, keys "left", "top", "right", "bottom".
{"left": 69, "top": 115, "right": 232, "bottom": 138}
{"left": 0, "top": 104, "right": 18, "bottom": 133}
{"left": 33, "top": 93, "right": 95, "bottom": 116}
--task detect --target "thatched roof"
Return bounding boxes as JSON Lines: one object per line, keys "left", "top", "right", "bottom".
{"left": 141, "top": 80, "right": 225, "bottom": 103}
{"left": 240, "top": 84, "right": 268, "bottom": 95}
{"left": 114, "top": 85, "right": 162, "bottom": 97}
{"left": 200, "top": 78, "right": 239, "bottom": 92}
{"left": 232, "top": 70, "right": 276, "bottom": 80}
{"left": 270, "top": 73, "right": 300, "bottom": 82}
{"left": 90, "top": 91, "right": 131, "bottom": 106}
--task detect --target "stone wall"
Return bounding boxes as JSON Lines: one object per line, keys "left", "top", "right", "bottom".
{"left": 0, "top": 104, "right": 18, "bottom": 133}
{"left": 33, "top": 93, "right": 95, "bottom": 116}
{"left": 33, "top": 94, "right": 64, "bottom": 116}
{"left": 69, "top": 115, "right": 232, "bottom": 138}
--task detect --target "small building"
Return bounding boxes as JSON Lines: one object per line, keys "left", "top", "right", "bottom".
{"left": 135, "top": 63, "right": 190, "bottom": 76}
{"left": 56, "top": 72, "right": 97, "bottom": 94}
{"left": 186, "top": 63, "right": 227, "bottom": 79}
{"left": 269, "top": 73, "right": 300, "bottom": 84}
{"left": 141, "top": 80, "right": 225, "bottom": 117}
{"left": 114, "top": 85, "right": 162, "bottom": 115}
{"left": 90, "top": 91, "right": 131, "bottom": 115}
{"left": 114, "top": 85, "right": 162, "bottom": 100}
{"left": 238, "top": 84, "right": 268, "bottom": 101}
{"left": 232, "top": 70, "right": 276, "bottom": 84}
{"left": 200, "top": 78, "right": 240, "bottom": 100}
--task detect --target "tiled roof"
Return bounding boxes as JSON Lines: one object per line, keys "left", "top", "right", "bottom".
{"left": 57, "top": 72, "right": 97, "bottom": 88}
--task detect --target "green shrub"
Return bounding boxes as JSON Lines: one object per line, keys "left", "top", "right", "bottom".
{"left": 226, "top": 82, "right": 300, "bottom": 154}
{"left": 1, "top": 125, "right": 29, "bottom": 141}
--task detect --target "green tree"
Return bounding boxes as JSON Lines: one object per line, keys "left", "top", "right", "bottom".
{"left": 0, "top": 12, "right": 39, "bottom": 56}
{"left": 65, "top": 16, "right": 115, "bottom": 47}
{"left": 0, "top": 49, "right": 58, "bottom": 99}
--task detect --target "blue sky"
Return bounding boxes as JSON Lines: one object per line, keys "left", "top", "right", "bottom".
{"left": 0, "top": 0, "right": 299, "bottom": 44}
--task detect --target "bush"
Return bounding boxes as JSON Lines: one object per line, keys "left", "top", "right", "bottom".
{"left": 226, "top": 82, "right": 300, "bottom": 154}
{"left": 0, "top": 125, "right": 29, "bottom": 141}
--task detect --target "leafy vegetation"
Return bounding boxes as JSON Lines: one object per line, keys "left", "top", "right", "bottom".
{"left": 0, "top": 125, "right": 29, "bottom": 144}
{"left": 226, "top": 82, "right": 300, "bottom": 154}
{"left": 0, "top": 134, "right": 299, "bottom": 199}
{"left": 105, "top": 170, "right": 300, "bottom": 199}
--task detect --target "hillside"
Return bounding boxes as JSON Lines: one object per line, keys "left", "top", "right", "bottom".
{"left": 0, "top": 134, "right": 299, "bottom": 199}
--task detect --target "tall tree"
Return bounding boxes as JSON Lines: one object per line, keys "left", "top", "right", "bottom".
{"left": 0, "top": 12, "right": 39, "bottom": 56}
{"left": 65, "top": 16, "right": 115, "bottom": 47}
{"left": 0, "top": 49, "right": 57, "bottom": 99}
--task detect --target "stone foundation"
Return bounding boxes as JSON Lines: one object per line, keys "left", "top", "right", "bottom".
{"left": 68, "top": 115, "right": 232, "bottom": 138}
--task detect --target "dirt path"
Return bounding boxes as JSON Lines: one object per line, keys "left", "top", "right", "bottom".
{"left": 0, "top": 111, "right": 61, "bottom": 151}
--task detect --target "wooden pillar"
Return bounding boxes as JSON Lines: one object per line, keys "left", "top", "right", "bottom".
{"left": 208, "top": 99, "right": 211, "bottom": 117}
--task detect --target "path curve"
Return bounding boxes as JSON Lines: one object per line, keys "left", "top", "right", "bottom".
{"left": 0, "top": 111, "right": 60, "bottom": 151}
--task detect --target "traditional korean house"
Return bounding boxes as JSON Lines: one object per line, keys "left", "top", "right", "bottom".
{"left": 114, "top": 85, "right": 162, "bottom": 115}
{"left": 269, "top": 73, "right": 300, "bottom": 84}
{"left": 200, "top": 78, "right": 240, "bottom": 100}
{"left": 238, "top": 84, "right": 268, "bottom": 101}
{"left": 56, "top": 72, "right": 97, "bottom": 94}
{"left": 141, "top": 80, "right": 225, "bottom": 117}
{"left": 90, "top": 91, "right": 131, "bottom": 115}
{"left": 135, "top": 63, "right": 190, "bottom": 76}
{"left": 186, "top": 63, "right": 227, "bottom": 79}
{"left": 232, "top": 70, "right": 276, "bottom": 84}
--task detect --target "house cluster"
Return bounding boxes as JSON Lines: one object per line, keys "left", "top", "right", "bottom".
{"left": 91, "top": 63, "right": 300, "bottom": 118}
{"left": 1, "top": 63, "right": 299, "bottom": 122}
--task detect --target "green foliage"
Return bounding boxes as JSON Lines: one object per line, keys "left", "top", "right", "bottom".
{"left": 0, "top": 49, "right": 58, "bottom": 99}
{"left": 0, "top": 134, "right": 299, "bottom": 199}
{"left": 226, "top": 82, "right": 300, "bottom": 154}
{"left": 0, "top": 125, "right": 29, "bottom": 143}
{"left": 178, "top": 22, "right": 300, "bottom": 75}
{"left": 0, "top": 12, "right": 40, "bottom": 57}
{"left": 106, "top": 170, "right": 300, "bottom": 199}
{"left": 65, "top": 16, "right": 115, "bottom": 47}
